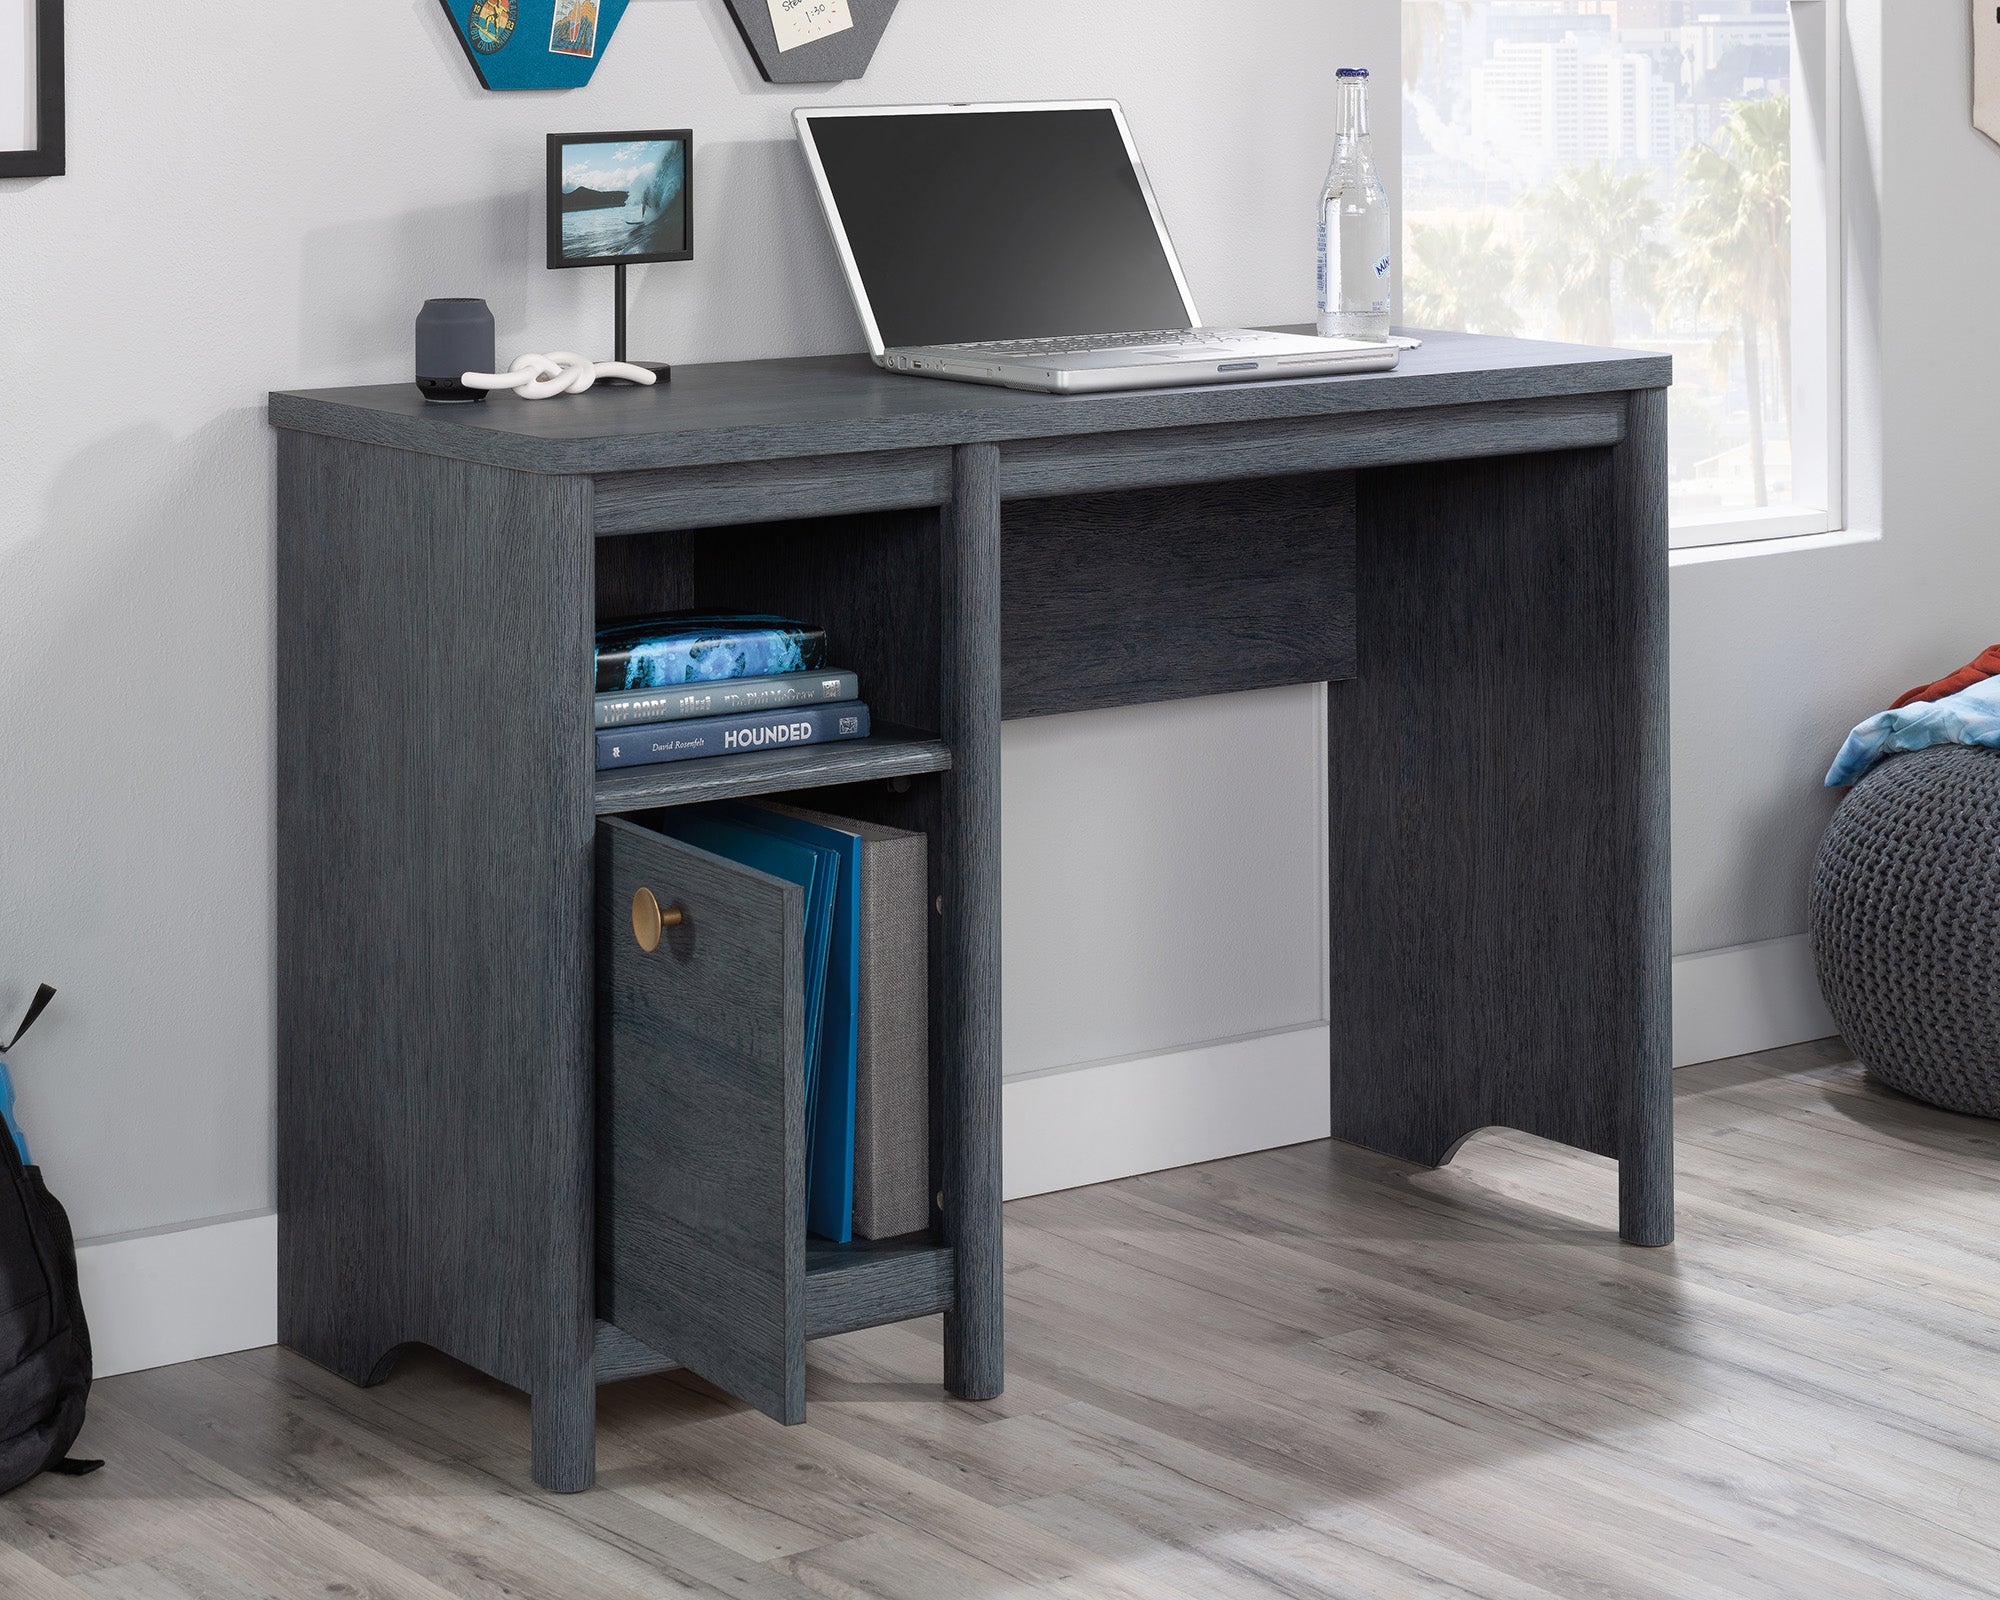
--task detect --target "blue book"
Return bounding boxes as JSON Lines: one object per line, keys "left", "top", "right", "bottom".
{"left": 596, "top": 670, "right": 860, "bottom": 729}
{"left": 595, "top": 703, "right": 870, "bottom": 772}
{"left": 595, "top": 613, "right": 829, "bottom": 694}
{"left": 654, "top": 813, "right": 839, "bottom": 1196}
{"left": 720, "top": 803, "right": 861, "bottom": 1243}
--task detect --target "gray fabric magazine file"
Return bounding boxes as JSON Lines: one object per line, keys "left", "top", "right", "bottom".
{"left": 751, "top": 801, "right": 931, "bottom": 1239}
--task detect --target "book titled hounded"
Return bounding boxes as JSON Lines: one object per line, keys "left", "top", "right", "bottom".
{"left": 595, "top": 613, "right": 829, "bottom": 695}
{"left": 595, "top": 702, "right": 870, "bottom": 771}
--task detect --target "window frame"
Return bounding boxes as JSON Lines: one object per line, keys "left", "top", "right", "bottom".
{"left": 1670, "top": 0, "right": 1845, "bottom": 551}
{"left": 1397, "top": 0, "right": 1846, "bottom": 551}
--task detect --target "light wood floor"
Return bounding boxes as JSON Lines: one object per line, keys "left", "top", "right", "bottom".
{"left": 12, "top": 1038, "right": 2000, "bottom": 1599}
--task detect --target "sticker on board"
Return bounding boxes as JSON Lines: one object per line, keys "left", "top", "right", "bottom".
{"left": 437, "top": 0, "right": 631, "bottom": 89}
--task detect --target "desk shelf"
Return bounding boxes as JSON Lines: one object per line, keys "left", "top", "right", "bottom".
{"left": 593, "top": 728, "right": 952, "bottom": 816}
{"left": 805, "top": 1231, "right": 956, "bottom": 1339}
{"left": 593, "top": 1233, "right": 954, "bottom": 1387}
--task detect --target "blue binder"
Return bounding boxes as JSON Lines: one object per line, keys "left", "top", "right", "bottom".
{"left": 720, "top": 804, "right": 861, "bottom": 1243}
{"left": 655, "top": 814, "right": 840, "bottom": 1208}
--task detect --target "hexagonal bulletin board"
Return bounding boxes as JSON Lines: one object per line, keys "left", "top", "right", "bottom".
{"left": 440, "top": 0, "right": 633, "bottom": 90}
{"left": 722, "top": 0, "right": 901, "bottom": 84}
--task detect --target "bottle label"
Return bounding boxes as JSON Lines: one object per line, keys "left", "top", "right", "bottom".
{"left": 1316, "top": 213, "right": 1329, "bottom": 313}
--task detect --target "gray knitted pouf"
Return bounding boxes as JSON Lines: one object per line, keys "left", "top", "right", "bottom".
{"left": 1810, "top": 743, "right": 2000, "bottom": 1117}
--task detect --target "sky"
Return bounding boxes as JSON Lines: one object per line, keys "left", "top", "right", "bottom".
{"left": 561, "top": 140, "right": 670, "bottom": 196}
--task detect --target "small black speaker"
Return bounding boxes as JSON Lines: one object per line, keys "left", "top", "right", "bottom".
{"left": 415, "top": 299, "right": 496, "bottom": 404}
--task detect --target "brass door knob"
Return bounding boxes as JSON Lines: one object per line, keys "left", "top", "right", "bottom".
{"left": 632, "top": 887, "right": 684, "bottom": 953}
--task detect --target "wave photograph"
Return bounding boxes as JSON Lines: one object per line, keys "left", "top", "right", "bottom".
{"left": 558, "top": 138, "right": 687, "bottom": 262}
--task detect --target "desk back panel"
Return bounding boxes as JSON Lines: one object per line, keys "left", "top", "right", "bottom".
{"left": 1000, "top": 474, "right": 1356, "bottom": 720}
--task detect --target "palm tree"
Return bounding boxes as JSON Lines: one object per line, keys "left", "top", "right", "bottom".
{"left": 1729, "top": 96, "right": 1793, "bottom": 429}
{"left": 1403, "top": 1, "right": 1442, "bottom": 92}
{"left": 1673, "top": 97, "right": 1791, "bottom": 506}
{"left": 1403, "top": 2, "right": 1474, "bottom": 88}
{"left": 1404, "top": 218, "right": 1521, "bottom": 335}
{"left": 1519, "top": 162, "right": 1665, "bottom": 347}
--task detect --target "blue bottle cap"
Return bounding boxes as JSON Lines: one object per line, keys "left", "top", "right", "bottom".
{"left": 1337, "top": 67, "right": 1369, "bottom": 78}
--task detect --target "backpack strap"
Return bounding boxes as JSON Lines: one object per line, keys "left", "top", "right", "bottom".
{"left": 1, "top": 987, "right": 54, "bottom": 1054}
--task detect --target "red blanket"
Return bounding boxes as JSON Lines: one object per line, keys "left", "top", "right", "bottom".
{"left": 1891, "top": 645, "right": 2000, "bottom": 709}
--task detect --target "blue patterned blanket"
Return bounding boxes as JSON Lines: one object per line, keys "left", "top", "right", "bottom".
{"left": 1826, "top": 675, "right": 2000, "bottom": 786}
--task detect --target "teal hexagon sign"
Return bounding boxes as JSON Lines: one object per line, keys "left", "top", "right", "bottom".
{"left": 722, "top": 0, "right": 900, "bottom": 84}
{"left": 440, "top": 0, "right": 633, "bottom": 90}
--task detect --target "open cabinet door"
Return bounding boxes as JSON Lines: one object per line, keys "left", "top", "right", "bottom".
{"left": 595, "top": 816, "right": 807, "bottom": 1423}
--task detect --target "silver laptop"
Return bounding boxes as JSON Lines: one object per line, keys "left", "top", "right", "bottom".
{"left": 794, "top": 101, "right": 1399, "bottom": 396}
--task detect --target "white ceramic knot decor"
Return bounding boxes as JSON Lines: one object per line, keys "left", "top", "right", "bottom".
{"left": 461, "top": 352, "right": 658, "bottom": 400}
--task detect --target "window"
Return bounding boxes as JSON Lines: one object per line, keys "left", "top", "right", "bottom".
{"left": 1401, "top": 1, "right": 1843, "bottom": 548}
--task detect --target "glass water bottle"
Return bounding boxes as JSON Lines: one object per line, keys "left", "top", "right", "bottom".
{"left": 1317, "top": 67, "right": 1392, "bottom": 342}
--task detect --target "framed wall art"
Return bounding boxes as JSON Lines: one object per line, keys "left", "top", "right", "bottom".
{"left": 438, "top": 0, "right": 633, "bottom": 91}
{"left": 1979, "top": 1, "right": 2000, "bottom": 147}
{"left": 1, "top": 0, "right": 62, "bottom": 178}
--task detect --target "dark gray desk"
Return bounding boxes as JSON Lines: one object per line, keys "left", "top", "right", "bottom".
{"left": 269, "top": 329, "right": 1673, "bottom": 1493}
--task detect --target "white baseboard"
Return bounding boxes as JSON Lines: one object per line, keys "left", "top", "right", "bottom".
{"left": 1671, "top": 934, "right": 1837, "bottom": 1068}
{"left": 1003, "top": 1025, "right": 1332, "bottom": 1200}
{"left": 65, "top": 940, "right": 1834, "bottom": 1371}
{"left": 76, "top": 1210, "right": 276, "bottom": 1378}
{"left": 1004, "top": 938, "right": 1839, "bottom": 1199}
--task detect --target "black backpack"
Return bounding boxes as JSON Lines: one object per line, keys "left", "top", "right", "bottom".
{"left": 0, "top": 986, "right": 99, "bottom": 1492}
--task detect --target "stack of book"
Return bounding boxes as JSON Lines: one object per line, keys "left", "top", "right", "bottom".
{"left": 657, "top": 799, "right": 932, "bottom": 1244}
{"left": 593, "top": 613, "right": 871, "bottom": 772}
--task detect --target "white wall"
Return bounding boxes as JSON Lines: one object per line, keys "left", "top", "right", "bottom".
{"left": 10, "top": 0, "right": 1978, "bottom": 1266}
{"left": 1667, "top": 0, "right": 2000, "bottom": 958}
{"left": 0, "top": 1, "right": 1396, "bottom": 1242}
{"left": 1003, "top": 686, "right": 1328, "bottom": 1080}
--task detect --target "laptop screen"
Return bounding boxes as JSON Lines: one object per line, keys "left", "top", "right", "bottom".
{"left": 801, "top": 107, "right": 1195, "bottom": 350}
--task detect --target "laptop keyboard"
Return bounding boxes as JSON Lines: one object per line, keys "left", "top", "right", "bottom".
{"left": 945, "top": 329, "right": 1238, "bottom": 358}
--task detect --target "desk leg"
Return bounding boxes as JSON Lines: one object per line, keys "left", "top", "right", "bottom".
{"left": 1614, "top": 387, "right": 1674, "bottom": 1247}
{"left": 941, "top": 443, "right": 1006, "bottom": 1397}
{"left": 1328, "top": 388, "right": 1673, "bottom": 1246}
{"left": 531, "top": 1352, "right": 596, "bottom": 1494}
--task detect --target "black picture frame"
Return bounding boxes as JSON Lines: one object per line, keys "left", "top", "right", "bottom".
{"left": 1, "top": 0, "right": 64, "bottom": 178}
{"left": 546, "top": 129, "right": 694, "bottom": 271}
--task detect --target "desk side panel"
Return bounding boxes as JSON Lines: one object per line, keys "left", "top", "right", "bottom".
{"left": 276, "top": 434, "right": 596, "bottom": 1430}
{"left": 1612, "top": 387, "right": 1675, "bottom": 1245}
{"left": 1328, "top": 434, "right": 1669, "bottom": 1192}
